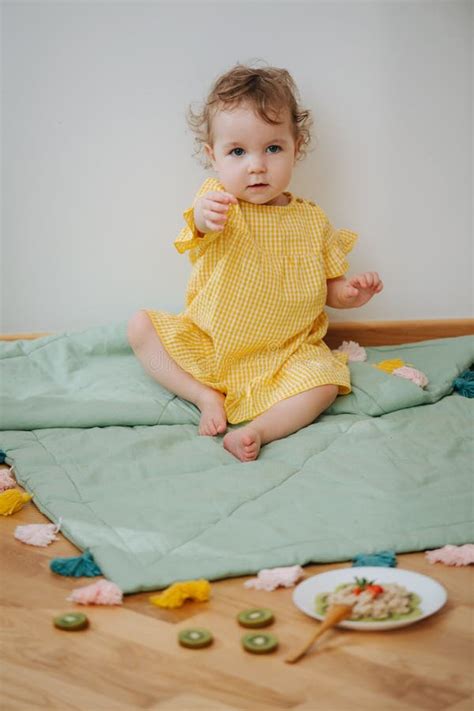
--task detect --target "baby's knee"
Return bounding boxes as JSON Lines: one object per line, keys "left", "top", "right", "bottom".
{"left": 127, "top": 309, "right": 154, "bottom": 349}
{"left": 318, "top": 384, "right": 339, "bottom": 407}
{"left": 302, "top": 384, "right": 338, "bottom": 423}
{"left": 325, "top": 384, "right": 339, "bottom": 398}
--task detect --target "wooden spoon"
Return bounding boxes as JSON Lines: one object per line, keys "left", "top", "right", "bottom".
{"left": 285, "top": 603, "right": 353, "bottom": 664}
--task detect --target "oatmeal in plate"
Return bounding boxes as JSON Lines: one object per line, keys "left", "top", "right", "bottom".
{"left": 315, "top": 577, "right": 422, "bottom": 622}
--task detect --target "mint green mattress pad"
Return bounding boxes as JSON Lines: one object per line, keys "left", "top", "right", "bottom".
{"left": 1, "top": 322, "right": 472, "bottom": 593}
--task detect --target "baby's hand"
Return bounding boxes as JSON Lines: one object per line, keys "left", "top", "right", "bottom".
{"left": 341, "top": 272, "right": 383, "bottom": 307}
{"left": 194, "top": 191, "right": 238, "bottom": 233}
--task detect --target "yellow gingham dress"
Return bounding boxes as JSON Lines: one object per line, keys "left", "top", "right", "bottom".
{"left": 145, "top": 177, "right": 358, "bottom": 424}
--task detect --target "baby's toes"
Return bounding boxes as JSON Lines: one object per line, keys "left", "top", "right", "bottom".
{"left": 215, "top": 420, "right": 227, "bottom": 434}
{"left": 199, "top": 419, "right": 214, "bottom": 436}
{"left": 243, "top": 449, "right": 257, "bottom": 461}
{"left": 212, "top": 418, "right": 225, "bottom": 434}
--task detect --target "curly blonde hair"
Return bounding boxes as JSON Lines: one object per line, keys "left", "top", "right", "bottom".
{"left": 186, "top": 60, "right": 314, "bottom": 169}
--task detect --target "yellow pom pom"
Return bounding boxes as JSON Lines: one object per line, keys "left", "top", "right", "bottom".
{"left": 0, "top": 489, "right": 32, "bottom": 516}
{"left": 374, "top": 358, "right": 406, "bottom": 374}
{"left": 149, "top": 579, "right": 211, "bottom": 609}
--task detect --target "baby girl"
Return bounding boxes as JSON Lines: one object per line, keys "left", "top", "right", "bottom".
{"left": 127, "top": 62, "right": 383, "bottom": 462}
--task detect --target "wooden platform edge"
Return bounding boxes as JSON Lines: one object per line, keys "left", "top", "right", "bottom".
{"left": 324, "top": 318, "right": 474, "bottom": 348}
{"left": 0, "top": 318, "right": 472, "bottom": 347}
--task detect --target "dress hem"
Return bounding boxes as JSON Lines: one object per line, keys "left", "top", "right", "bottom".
{"left": 144, "top": 308, "right": 351, "bottom": 425}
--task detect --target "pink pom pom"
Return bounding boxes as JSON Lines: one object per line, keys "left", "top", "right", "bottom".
{"left": 15, "top": 520, "right": 61, "bottom": 547}
{"left": 336, "top": 341, "right": 367, "bottom": 362}
{"left": 0, "top": 468, "right": 16, "bottom": 493}
{"left": 67, "top": 579, "right": 123, "bottom": 605}
{"left": 392, "top": 365, "right": 429, "bottom": 388}
{"left": 244, "top": 565, "right": 304, "bottom": 591}
{"left": 425, "top": 544, "right": 474, "bottom": 566}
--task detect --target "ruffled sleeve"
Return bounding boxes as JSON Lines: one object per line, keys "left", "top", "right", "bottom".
{"left": 323, "top": 221, "right": 358, "bottom": 279}
{"left": 173, "top": 178, "right": 226, "bottom": 262}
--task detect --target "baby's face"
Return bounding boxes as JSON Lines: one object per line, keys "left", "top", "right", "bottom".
{"left": 204, "top": 103, "right": 299, "bottom": 206}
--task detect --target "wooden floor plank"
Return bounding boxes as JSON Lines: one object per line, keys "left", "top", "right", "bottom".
{"left": 153, "top": 695, "right": 241, "bottom": 711}
{"left": 445, "top": 699, "right": 474, "bottom": 711}
{"left": 0, "top": 659, "right": 138, "bottom": 711}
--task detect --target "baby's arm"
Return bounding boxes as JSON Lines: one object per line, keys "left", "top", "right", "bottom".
{"left": 194, "top": 191, "right": 238, "bottom": 235}
{"left": 326, "top": 272, "right": 383, "bottom": 309}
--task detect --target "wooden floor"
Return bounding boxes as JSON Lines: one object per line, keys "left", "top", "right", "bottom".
{"left": 1, "top": 464, "right": 472, "bottom": 711}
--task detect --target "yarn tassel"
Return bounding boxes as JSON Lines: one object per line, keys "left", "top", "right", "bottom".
{"left": 336, "top": 341, "right": 367, "bottom": 362}
{"left": 352, "top": 550, "right": 397, "bottom": 567}
{"left": 50, "top": 549, "right": 102, "bottom": 577}
{"left": 0, "top": 490, "right": 32, "bottom": 516}
{"left": 0, "top": 467, "right": 16, "bottom": 493}
{"left": 15, "top": 519, "right": 62, "bottom": 547}
{"left": 374, "top": 359, "right": 406, "bottom": 374}
{"left": 453, "top": 369, "right": 474, "bottom": 398}
{"left": 425, "top": 544, "right": 474, "bottom": 566}
{"left": 392, "top": 366, "right": 429, "bottom": 388}
{"left": 244, "top": 565, "right": 304, "bottom": 591}
{"left": 149, "top": 579, "right": 211, "bottom": 609}
{"left": 67, "top": 579, "right": 123, "bottom": 605}
{"left": 0, "top": 449, "right": 7, "bottom": 464}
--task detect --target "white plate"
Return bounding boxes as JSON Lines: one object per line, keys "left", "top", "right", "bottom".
{"left": 292, "top": 566, "right": 447, "bottom": 630}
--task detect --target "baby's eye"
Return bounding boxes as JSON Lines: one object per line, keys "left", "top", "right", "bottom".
{"left": 229, "top": 147, "right": 245, "bottom": 157}
{"left": 267, "top": 145, "right": 282, "bottom": 153}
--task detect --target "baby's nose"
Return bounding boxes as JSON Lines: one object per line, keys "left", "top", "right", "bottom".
{"left": 248, "top": 159, "right": 266, "bottom": 172}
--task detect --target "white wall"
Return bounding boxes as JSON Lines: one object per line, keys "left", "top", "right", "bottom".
{"left": 2, "top": 0, "right": 472, "bottom": 333}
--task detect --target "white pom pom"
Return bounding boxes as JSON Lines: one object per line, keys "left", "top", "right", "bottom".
{"left": 67, "top": 579, "right": 123, "bottom": 605}
{"left": 336, "top": 341, "right": 367, "bottom": 362}
{"left": 0, "top": 468, "right": 16, "bottom": 492}
{"left": 392, "top": 366, "right": 429, "bottom": 388}
{"left": 15, "top": 519, "right": 61, "bottom": 547}
{"left": 243, "top": 565, "right": 304, "bottom": 591}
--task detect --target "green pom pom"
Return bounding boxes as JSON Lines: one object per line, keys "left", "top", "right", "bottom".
{"left": 453, "top": 369, "right": 474, "bottom": 398}
{"left": 50, "top": 549, "right": 102, "bottom": 577}
{"left": 352, "top": 550, "right": 397, "bottom": 567}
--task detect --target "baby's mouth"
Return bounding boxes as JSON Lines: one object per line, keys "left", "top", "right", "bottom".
{"left": 248, "top": 183, "right": 269, "bottom": 189}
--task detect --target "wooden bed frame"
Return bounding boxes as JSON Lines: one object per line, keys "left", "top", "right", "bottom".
{"left": 1, "top": 318, "right": 473, "bottom": 346}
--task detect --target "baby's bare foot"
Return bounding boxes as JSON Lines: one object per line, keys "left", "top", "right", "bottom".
{"left": 223, "top": 425, "right": 262, "bottom": 462}
{"left": 196, "top": 390, "right": 227, "bottom": 436}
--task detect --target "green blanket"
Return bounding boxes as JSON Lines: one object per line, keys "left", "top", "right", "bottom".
{"left": 1, "top": 323, "right": 473, "bottom": 593}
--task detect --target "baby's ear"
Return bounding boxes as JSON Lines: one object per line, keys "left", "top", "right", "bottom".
{"left": 294, "top": 136, "right": 303, "bottom": 161}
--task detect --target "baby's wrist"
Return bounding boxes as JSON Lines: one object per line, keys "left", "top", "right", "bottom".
{"left": 193, "top": 200, "right": 208, "bottom": 235}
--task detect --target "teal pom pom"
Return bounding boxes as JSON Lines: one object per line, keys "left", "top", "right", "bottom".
{"left": 352, "top": 550, "right": 397, "bottom": 567}
{"left": 0, "top": 450, "right": 6, "bottom": 464}
{"left": 453, "top": 369, "right": 474, "bottom": 398}
{"left": 50, "top": 549, "right": 102, "bottom": 577}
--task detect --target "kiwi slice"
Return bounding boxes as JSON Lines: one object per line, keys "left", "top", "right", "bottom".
{"left": 53, "top": 612, "right": 89, "bottom": 631}
{"left": 178, "top": 628, "right": 213, "bottom": 649}
{"left": 237, "top": 608, "right": 274, "bottom": 628}
{"left": 241, "top": 632, "right": 278, "bottom": 654}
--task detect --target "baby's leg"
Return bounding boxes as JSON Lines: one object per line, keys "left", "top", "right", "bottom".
{"left": 223, "top": 385, "right": 338, "bottom": 462}
{"left": 127, "top": 310, "right": 227, "bottom": 436}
